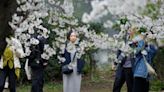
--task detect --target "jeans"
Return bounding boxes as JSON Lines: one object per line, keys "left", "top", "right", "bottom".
{"left": 0, "top": 67, "right": 16, "bottom": 92}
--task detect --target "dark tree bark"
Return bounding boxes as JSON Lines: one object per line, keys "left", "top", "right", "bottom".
{"left": 89, "top": 53, "right": 96, "bottom": 80}
{"left": 154, "top": 48, "right": 164, "bottom": 81}
{"left": 0, "top": 0, "right": 17, "bottom": 56}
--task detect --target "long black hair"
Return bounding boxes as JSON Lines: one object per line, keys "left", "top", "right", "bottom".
{"left": 66, "top": 30, "right": 74, "bottom": 41}
{"left": 65, "top": 30, "right": 73, "bottom": 47}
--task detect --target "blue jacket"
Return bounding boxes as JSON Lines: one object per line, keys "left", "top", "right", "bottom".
{"left": 146, "top": 44, "right": 158, "bottom": 64}
{"left": 133, "top": 40, "right": 157, "bottom": 78}
{"left": 62, "top": 49, "right": 85, "bottom": 74}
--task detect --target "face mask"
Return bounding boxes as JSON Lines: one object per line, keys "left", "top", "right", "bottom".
{"left": 132, "top": 35, "right": 142, "bottom": 42}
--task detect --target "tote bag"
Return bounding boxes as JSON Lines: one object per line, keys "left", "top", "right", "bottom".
{"left": 143, "top": 55, "right": 157, "bottom": 76}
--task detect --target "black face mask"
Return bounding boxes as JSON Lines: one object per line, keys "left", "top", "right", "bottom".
{"left": 30, "top": 44, "right": 40, "bottom": 52}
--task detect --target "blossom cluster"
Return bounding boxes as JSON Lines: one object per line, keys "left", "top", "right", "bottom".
{"left": 10, "top": 0, "right": 115, "bottom": 61}
{"left": 82, "top": 0, "right": 164, "bottom": 61}
{"left": 82, "top": 0, "right": 164, "bottom": 45}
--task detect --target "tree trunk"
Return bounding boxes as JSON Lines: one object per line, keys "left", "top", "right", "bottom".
{"left": 0, "top": 0, "right": 17, "bottom": 56}
{"left": 89, "top": 53, "right": 96, "bottom": 81}
{"left": 154, "top": 48, "right": 164, "bottom": 81}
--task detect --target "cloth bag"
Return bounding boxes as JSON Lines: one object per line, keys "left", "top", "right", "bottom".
{"left": 62, "top": 64, "right": 73, "bottom": 74}
{"left": 62, "top": 51, "right": 77, "bottom": 74}
{"left": 143, "top": 55, "right": 157, "bottom": 76}
{"left": 25, "top": 59, "right": 32, "bottom": 80}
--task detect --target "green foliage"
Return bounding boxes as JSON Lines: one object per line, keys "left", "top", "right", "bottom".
{"left": 112, "top": 23, "right": 121, "bottom": 31}
{"left": 17, "top": 59, "right": 29, "bottom": 85}
{"left": 138, "top": 27, "right": 147, "bottom": 33}
{"left": 88, "top": 23, "right": 105, "bottom": 34}
{"left": 16, "top": 82, "right": 62, "bottom": 92}
{"left": 112, "top": 17, "right": 129, "bottom": 31}
{"left": 154, "top": 48, "right": 164, "bottom": 86}
{"left": 143, "top": 1, "right": 161, "bottom": 19}
{"left": 81, "top": 51, "right": 97, "bottom": 77}
{"left": 82, "top": 61, "right": 90, "bottom": 75}
{"left": 120, "top": 17, "right": 128, "bottom": 25}
{"left": 150, "top": 79, "right": 164, "bottom": 91}
{"left": 44, "top": 56, "right": 62, "bottom": 81}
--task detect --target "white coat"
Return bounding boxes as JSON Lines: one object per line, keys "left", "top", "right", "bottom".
{"left": 0, "top": 37, "right": 24, "bottom": 69}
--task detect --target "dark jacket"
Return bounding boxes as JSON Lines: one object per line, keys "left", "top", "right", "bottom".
{"left": 28, "top": 37, "right": 46, "bottom": 69}
{"left": 62, "top": 49, "right": 85, "bottom": 74}
{"left": 115, "top": 49, "right": 134, "bottom": 78}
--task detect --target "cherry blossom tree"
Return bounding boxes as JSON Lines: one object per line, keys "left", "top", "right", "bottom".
{"left": 9, "top": 0, "right": 114, "bottom": 62}
{"left": 82, "top": 0, "right": 164, "bottom": 48}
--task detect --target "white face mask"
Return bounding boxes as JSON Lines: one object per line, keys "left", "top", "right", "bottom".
{"left": 132, "top": 35, "right": 142, "bottom": 42}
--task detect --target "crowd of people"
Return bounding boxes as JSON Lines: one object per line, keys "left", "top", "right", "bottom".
{"left": 0, "top": 27, "right": 159, "bottom": 92}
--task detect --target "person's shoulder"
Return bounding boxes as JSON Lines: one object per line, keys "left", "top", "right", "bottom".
{"left": 11, "top": 37, "right": 18, "bottom": 41}
{"left": 11, "top": 37, "right": 22, "bottom": 46}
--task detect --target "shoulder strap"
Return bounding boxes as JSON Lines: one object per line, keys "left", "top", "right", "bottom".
{"left": 72, "top": 51, "right": 77, "bottom": 62}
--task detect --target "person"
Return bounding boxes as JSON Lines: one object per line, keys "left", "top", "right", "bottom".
{"left": 129, "top": 30, "right": 158, "bottom": 92}
{"left": 28, "top": 36, "right": 47, "bottom": 92}
{"left": 112, "top": 35, "right": 134, "bottom": 92}
{"left": 61, "top": 30, "right": 85, "bottom": 92}
{"left": 0, "top": 36, "right": 24, "bottom": 92}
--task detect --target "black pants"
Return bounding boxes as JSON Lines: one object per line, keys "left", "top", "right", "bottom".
{"left": 31, "top": 68, "right": 44, "bottom": 92}
{"left": 113, "top": 68, "right": 133, "bottom": 92}
{"left": 0, "top": 67, "right": 16, "bottom": 92}
{"left": 133, "top": 77, "right": 149, "bottom": 92}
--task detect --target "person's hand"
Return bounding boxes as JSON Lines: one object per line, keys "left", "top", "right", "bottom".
{"left": 141, "top": 50, "right": 147, "bottom": 55}
{"left": 133, "top": 49, "right": 137, "bottom": 54}
{"left": 43, "top": 62, "right": 48, "bottom": 66}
